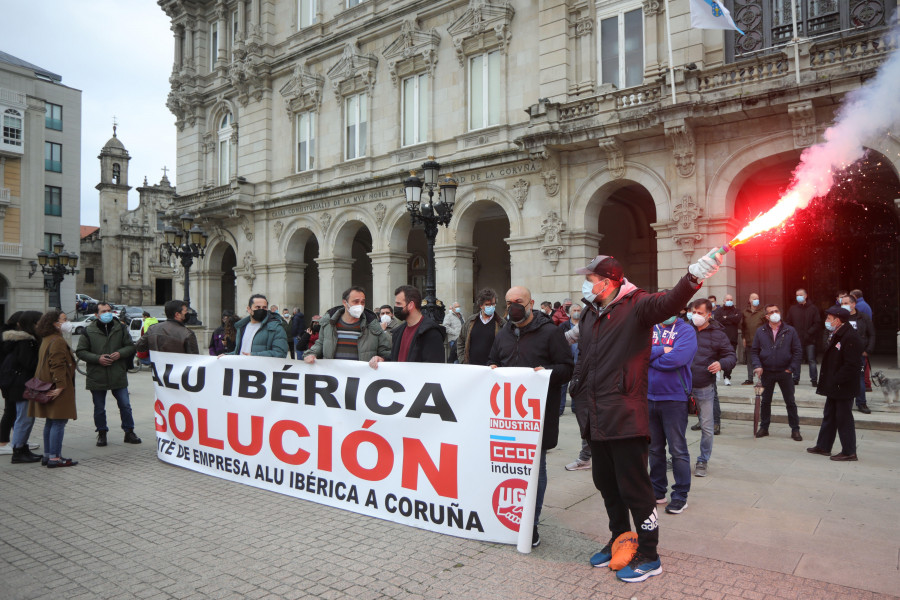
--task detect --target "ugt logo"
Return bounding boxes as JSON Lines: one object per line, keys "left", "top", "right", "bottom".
{"left": 490, "top": 382, "right": 541, "bottom": 421}
{"left": 492, "top": 478, "right": 528, "bottom": 531}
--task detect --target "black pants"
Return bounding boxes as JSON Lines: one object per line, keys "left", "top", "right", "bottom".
{"left": 589, "top": 437, "right": 658, "bottom": 559}
{"left": 723, "top": 340, "right": 737, "bottom": 379}
{"left": 760, "top": 371, "right": 800, "bottom": 431}
{"left": 0, "top": 391, "right": 15, "bottom": 444}
{"left": 288, "top": 338, "right": 296, "bottom": 360}
{"left": 816, "top": 396, "right": 856, "bottom": 455}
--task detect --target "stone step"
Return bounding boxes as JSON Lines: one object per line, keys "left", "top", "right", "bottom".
{"left": 717, "top": 401, "right": 900, "bottom": 432}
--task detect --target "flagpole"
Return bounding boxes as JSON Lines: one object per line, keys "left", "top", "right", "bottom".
{"left": 790, "top": 0, "right": 801, "bottom": 84}
{"left": 665, "top": 0, "right": 677, "bottom": 103}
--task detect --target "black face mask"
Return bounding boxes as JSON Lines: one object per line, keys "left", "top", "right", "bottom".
{"left": 252, "top": 308, "right": 268, "bottom": 322}
{"left": 394, "top": 304, "right": 408, "bottom": 320}
{"left": 507, "top": 302, "right": 528, "bottom": 324}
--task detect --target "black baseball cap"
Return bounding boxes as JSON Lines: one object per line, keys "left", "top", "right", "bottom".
{"left": 575, "top": 255, "right": 624, "bottom": 281}
{"left": 824, "top": 305, "right": 851, "bottom": 320}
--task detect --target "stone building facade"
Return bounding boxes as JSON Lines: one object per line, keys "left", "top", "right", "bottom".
{"left": 76, "top": 130, "right": 178, "bottom": 306}
{"left": 159, "top": 0, "right": 900, "bottom": 353}
{"left": 0, "top": 51, "right": 81, "bottom": 320}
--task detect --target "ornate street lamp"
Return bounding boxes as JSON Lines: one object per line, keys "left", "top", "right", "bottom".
{"left": 35, "top": 241, "right": 78, "bottom": 310}
{"left": 403, "top": 158, "right": 459, "bottom": 324}
{"left": 164, "top": 213, "right": 207, "bottom": 325}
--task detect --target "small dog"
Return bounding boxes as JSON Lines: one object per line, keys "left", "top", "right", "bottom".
{"left": 871, "top": 371, "right": 900, "bottom": 407}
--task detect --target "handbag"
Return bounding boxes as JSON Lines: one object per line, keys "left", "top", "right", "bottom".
{"left": 677, "top": 371, "right": 699, "bottom": 416}
{"left": 23, "top": 377, "right": 54, "bottom": 405}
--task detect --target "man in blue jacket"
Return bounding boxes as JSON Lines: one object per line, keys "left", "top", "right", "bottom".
{"left": 648, "top": 315, "right": 697, "bottom": 515}
{"left": 751, "top": 304, "right": 803, "bottom": 440}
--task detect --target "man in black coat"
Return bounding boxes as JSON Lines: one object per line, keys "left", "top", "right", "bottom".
{"left": 807, "top": 306, "right": 864, "bottom": 461}
{"left": 784, "top": 288, "right": 821, "bottom": 386}
{"left": 488, "top": 285, "right": 573, "bottom": 549}
{"left": 841, "top": 295, "right": 875, "bottom": 414}
{"left": 376, "top": 285, "right": 445, "bottom": 365}
{"left": 289, "top": 307, "right": 306, "bottom": 359}
{"left": 712, "top": 294, "right": 741, "bottom": 386}
{"left": 751, "top": 304, "right": 803, "bottom": 441}
{"left": 570, "top": 251, "right": 722, "bottom": 584}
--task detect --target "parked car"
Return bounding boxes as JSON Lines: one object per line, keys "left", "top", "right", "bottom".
{"left": 128, "top": 317, "right": 166, "bottom": 342}
{"left": 123, "top": 306, "right": 144, "bottom": 320}
{"left": 71, "top": 315, "right": 97, "bottom": 335}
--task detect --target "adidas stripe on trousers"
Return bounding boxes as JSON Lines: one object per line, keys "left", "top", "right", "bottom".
{"left": 589, "top": 436, "right": 659, "bottom": 559}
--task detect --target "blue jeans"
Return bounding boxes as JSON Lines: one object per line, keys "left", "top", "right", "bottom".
{"left": 534, "top": 450, "right": 548, "bottom": 524}
{"left": 91, "top": 388, "right": 135, "bottom": 432}
{"left": 648, "top": 400, "right": 691, "bottom": 502}
{"left": 712, "top": 383, "right": 721, "bottom": 426}
{"left": 804, "top": 344, "right": 818, "bottom": 383}
{"left": 11, "top": 400, "right": 35, "bottom": 448}
{"left": 693, "top": 385, "right": 716, "bottom": 464}
{"left": 42, "top": 419, "right": 68, "bottom": 458}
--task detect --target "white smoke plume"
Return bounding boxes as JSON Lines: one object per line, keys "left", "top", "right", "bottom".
{"left": 788, "top": 26, "right": 900, "bottom": 209}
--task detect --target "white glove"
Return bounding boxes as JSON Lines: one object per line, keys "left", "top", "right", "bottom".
{"left": 565, "top": 323, "right": 579, "bottom": 345}
{"left": 689, "top": 249, "right": 724, "bottom": 280}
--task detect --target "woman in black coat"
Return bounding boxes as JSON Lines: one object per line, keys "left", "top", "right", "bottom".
{"left": 0, "top": 311, "right": 44, "bottom": 463}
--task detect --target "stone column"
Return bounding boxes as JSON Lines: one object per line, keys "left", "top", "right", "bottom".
{"left": 538, "top": 0, "right": 569, "bottom": 102}
{"left": 369, "top": 251, "right": 410, "bottom": 307}
{"left": 316, "top": 257, "right": 354, "bottom": 312}
{"left": 238, "top": 0, "right": 246, "bottom": 34}
{"left": 269, "top": 263, "right": 306, "bottom": 310}
{"left": 642, "top": 1, "right": 663, "bottom": 79}
{"left": 216, "top": 4, "right": 228, "bottom": 65}
{"left": 173, "top": 24, "right": 184, "bottom": 69}
{"left": 185, "top": 19, "right": 196, "bottom": 72}
{"left": 434, "top": 245, "right": 476, "bottom": 311}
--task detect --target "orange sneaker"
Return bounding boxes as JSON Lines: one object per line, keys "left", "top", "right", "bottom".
{"left": 608, "top": 531, "right": 638, "bottom": 570}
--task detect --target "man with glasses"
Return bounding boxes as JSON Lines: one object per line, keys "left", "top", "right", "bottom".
{"left": 750, "top": 304, "right": 803, "bottom": 441}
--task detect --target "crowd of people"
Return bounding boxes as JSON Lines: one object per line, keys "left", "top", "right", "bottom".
{"left": 0, "top": 252, "right": 875, "bottom": 584}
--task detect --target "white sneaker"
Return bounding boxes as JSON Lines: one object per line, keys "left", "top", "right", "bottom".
{"left": 0, "top": 445, "right": 12, "bottom": 455}
{"left": 28, "top": 442, "right": 40, "bottom": 450}
{"left": 724, "top": 377, "right": 731, "bottom": 386}
{"left": 565, "top": 459, "right": 592, "bottom": 471}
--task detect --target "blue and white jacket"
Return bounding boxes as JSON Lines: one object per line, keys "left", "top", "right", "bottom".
{"left": 648, "top": 319, "right": 698, "bottom": 402}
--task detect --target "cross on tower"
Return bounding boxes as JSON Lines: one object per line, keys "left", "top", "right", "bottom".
{"left": 162, "top": 166, "right": 169, "bottom": 177}
{"left": 112, "top": 115, "right": 118, "bottom": 136}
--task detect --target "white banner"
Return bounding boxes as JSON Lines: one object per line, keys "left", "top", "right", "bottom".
{"left": 149, "top": 352, "right": 549, "bottom": 550}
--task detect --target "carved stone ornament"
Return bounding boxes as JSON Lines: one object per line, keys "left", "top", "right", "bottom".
{"left": 575, "top": 17, "right": 593, "bottom": 37}
{"left": 672, "top": 194, "right": 703, "bottom": 262}
{"left": 279, "top": 61, "right": 325, "bottom": 115}
{"left": 327, "top": 43, "right": 378, "bottom": 102}
{"left": 382, "top": 20, "right": 441, "bottom": 86}
{"left": 538, "top": 154, "right": 560, "bottom": 197}
{"left": 273, "top": 220, "right": 284, "bottom": 240}
{"left": 320, "top": 211, "right": 333, "bottom": 233}
{"left": 374, "top": 202, "right": 387, "bottom": 229}
{"left": 447, "top": 0, "right": 515, "bottom": 68}
{"left": 512, "top": 178, "right": 529, "bottom": 209}
{"left": 540, "top": 210, "right": 566, "bottom": 271}
{"left": 665, "top": 121, "right": 696, "bottom": 178}
{"left": 642, "top": 0, "right": 663, "bottom": 16}
{"left": 240, "top": 215, "right": 253, "bottom": 241}
{"left": 788, "top": 100, "right": 816, "bottom": 149}
{"left": 598, "top": 137, "right": 625, "bottom": 180}
{"left": 240, "top": 251, "right": 257, "bottom": 284}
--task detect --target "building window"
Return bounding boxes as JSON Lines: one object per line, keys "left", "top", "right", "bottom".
{"left": 2, "top": 108, "right": 23, "bottom": 147}
{"left": 45, "top": 102, "right": 63, "bottom": 130}
{"left": 44, "top": 233, "right": 61, "bottom": 252}
{"left": 598, "top": 7, "right": 644, "bottom": 89}
{"left": 45, "top": 142, "right": 62, "bottom": 172}
{"left": 45, "top": 186, "right": 62, "bottom": 217}
{"left": 296, "top": 111, "right": 315, "bottom": 172}
{"left": 112, "top": 163, "right": 121, "bottom": 185}
{"left": 209, "top": 22, "right": 219, "bottom": 71}
{"left": 402, "top": 73, "right": 429, "bottom": 147}
{"left": 347, "top": 0, "right": 362, "bottom": 7}
{"left": 85, "top": 268, "right": 95, "bottom": 284}
{"left": 218, "top": 112, "right": 233, "bottom": 185}
{"left": 299, "top": 0, "right": 316, "bottom": 28}
{"left": 345, "top": 93, "right": 367, "bottom": 160}
{"left": 468, "top": 51, "right": 500, "bottom": 131}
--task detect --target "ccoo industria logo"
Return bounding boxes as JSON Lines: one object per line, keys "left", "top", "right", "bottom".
{"left": 488, "top": 382, "right": 542, "bottom": 432}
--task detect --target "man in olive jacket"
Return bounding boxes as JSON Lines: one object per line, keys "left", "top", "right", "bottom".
{"left": 76, "top": 302, "right": 141, "bottom": 447}
{"left": 303, "top": 286, "right": 391, "bottom": 363}
{"left": 232, "top": 294, "right": 289, "bottom": 358}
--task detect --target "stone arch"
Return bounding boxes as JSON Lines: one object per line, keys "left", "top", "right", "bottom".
{"left": 327, "top": 211, "right": 379, "bottom": 258}
{"left": 208, "top": 98, "right": 238, "bottom": 133}
{"left": 449, "top": 183, "right": 522, "bottom": 245}
{"left": 203, "top": 237, "right": 238, "bottom": 323}
{"left": 382, "top": 206, "right": 412, "bottom": 253}
{"left": 280, "top": 217, "right": 323, "bottom": 260}
{"left": 282, "top": 221, "right": 322, "bottom": 317}
{"left": 570, "top": 162, "right": 670, "bottom": 230}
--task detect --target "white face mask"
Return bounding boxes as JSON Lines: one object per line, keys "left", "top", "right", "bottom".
{"left": 380, "top": 314, "right": 392, "bottom": 324}
{"left": 768, "top": 313, "right": 781, "bottom": 324}
{"left": 60, "top": 321, "right": 73, "bottom": 333}
{"left": 347, "top": 305, "right": 364, "bottom": 319}
{"left": 691, "top": 313, "right": 707, "bottom": 327}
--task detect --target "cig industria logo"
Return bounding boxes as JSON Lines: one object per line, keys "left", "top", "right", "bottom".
{"left": 488, "top": 382, "right": 541, "bottom": 432}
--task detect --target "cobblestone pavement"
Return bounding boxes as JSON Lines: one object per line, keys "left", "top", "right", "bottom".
{"left": 1, "top": 370, "right": 897, "bottom": 599}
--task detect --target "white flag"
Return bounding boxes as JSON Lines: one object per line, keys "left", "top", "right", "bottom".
{"left": 689, "top": 0, "right": 745, "bottom": 35}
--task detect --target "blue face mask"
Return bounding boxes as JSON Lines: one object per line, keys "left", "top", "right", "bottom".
{"left": 483, "top": 305, "right": 495, "bottom": 316}
{"left": 582, "top": 279, "right": 597, "bottom": 303}
{"left": 724, "top": 300, "right": 734, "bottom": 307}
{"left": 751, "top": 299, "right": 760, "bottom": 307}
{"left": 99, "top": 312, "right": 114, "bottom": 324}
{"left": 662, "top": 316, "right": 677, "bottom": 325}
{"left": 797, "top": 296, "right": 805, "bottom": 304}
{"left": 824, "top": 320, "right": 835, "bottom": 331}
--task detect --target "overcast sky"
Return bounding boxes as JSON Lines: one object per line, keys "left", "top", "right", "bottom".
{"left": 5, "top": 1, "right": 175, "bottom": 226}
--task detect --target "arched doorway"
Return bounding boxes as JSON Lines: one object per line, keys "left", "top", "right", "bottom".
{"left": 204, "top": 241, "right": 237, "bottom": 323}
{"left": 304, "top": 237, "right": 319, "bottom": 317}
{"left": 0, "top": 274, "right": 8, "bottom": 323}
{"left": 472, "top": 203, "right": 511, "bottom": 303}
{"left": 596, "top": 183, "right": 658, "bottom": 291}
{"left": 351, "top": 227, "right": 373, "bottom": 306}
{"left": 733, "top": 151, "right": 900, "bottom": 354}
{"left": 221, "top": 246, "right": 236, "bottom": 314}
{"left": 332, "top": 220, "right": 375, "bottom": 310}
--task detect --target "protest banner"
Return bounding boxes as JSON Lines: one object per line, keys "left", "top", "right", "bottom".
{"left": 149, "top": 352, "right": 550, "bottom": 551}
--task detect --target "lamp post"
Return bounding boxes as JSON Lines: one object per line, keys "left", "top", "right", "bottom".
{"left": 164, "top": 213, "right": 208, "bottom": 325}
{"left": 36, "top": 240, "right": 78, "bottom": 311}
{"left": 403, "top": 158, "right": 459, "bottom": 324}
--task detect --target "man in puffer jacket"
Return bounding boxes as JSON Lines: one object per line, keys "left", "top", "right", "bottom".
{"left": 751, "top": 304, "right": 803, "bottom": 440}
{"left": 303, "top": 286, "right": 390, "bottom": 363}
{"left": 687, "top": 299, "right": 736, "bottom": 478}
{"left": 232, "top": 294, "right": 289, "bottom": 358}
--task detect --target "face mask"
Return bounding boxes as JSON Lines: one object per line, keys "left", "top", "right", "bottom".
{"left": 60, "top": 321, "right": 74, "bottom": 333}
{"left": 454, "top": 307, "right": 461, "bottom": 313}
{"left": 724, "top": 300, "right": 734, "bottom": 307}
{"left": 283, "top": 313, "right": 289, "bottom": 318}
{"left": 394, "top": 304, "right": 408, "bottom": 320}
{"left": 751, "top": 299, "right": 760, "bottom": 307}
{"left": 571, "top": 311, "right": 581, "bottom": 322}
{"left": 507, "top": 302, "right": 529, "bottom": 324}
{"left": 662, "top": 316, "right": 677, "bottom": 325}
{"left": 796, "top": 296, "right": 805, "bottom": 304}
{"left": 582, "top": 280, "right": 597, "bottom": 303}
{"left": 252, "top": 308, "right": 268, "bottom": 322}
{"left": 768, "top": 313, "right": 781, "bottom": 324}
{"left": 99, "top": 312, "right": 114, "bottom": 324}
{"left": 710, "top": 302, "right": 717, "bottom": 309}
{"left": 483, "top": 305, "right": 495, "bottom": 317}
{"left": 825, "top": 320, "right": 835, "bottom": 331}
{"left": 380, "top": 314, "right": 392, "bottom": 324}
{"left": 685, "top": 311, "right": 693, "bottom": 321}
{"left": 691, "top": 313, "right": 707, "bottom": 327}
{"left": 347, "top": 305, "right": 364, "bottom": 319}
